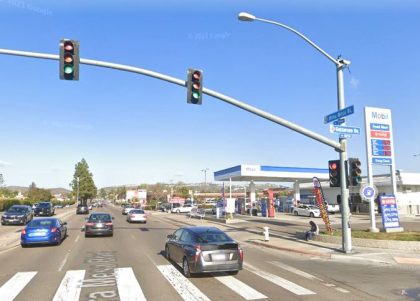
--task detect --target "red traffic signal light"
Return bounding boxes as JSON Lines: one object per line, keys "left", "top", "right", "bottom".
{"left": 187, "top": 68, "right": 203, "bottom": 105}
{"left": 60, "top": 39, "right": 79, "bottom": 80}
{"left": 328, "top": 160, "right": 341, "bottom": 188}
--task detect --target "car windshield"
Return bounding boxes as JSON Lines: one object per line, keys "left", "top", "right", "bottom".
{"left": 28, "top": 220, "right": 54, "bottom": 227}
{"left": 89, "top": 214, "right": 111, "bottom": 222}
{"left": 196, "top": 231, "right": 232, "bottom": 243}
{"left": 38, "top": 203, "right": 50, "bottom": 208}
{"left": 7, "top": 207, "right": 26, "bottom": 213}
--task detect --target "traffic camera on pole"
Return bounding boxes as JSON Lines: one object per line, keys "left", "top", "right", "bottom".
{"left": 187, "top": 68, "right": 203, "bottom": 105}
{"left": 348, "top": 158, "right": 362, "bottom": 186}
{"left": 328, "top": 160, "right": 341, "bottom": 188}
{"left": 60, "top": 39, "right": 79, "bottom": 80}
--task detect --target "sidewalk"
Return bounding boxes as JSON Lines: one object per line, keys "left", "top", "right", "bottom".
{"left": 156, "top": 212, "right": 420, "bottom": 267}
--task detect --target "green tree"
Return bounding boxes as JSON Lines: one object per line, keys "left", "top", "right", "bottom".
{"left": 26, "top": 182, "right": 53, "bottom": 201}
{"left": 116, "top": 186, "right": 127, "bottom": 200}
{"left": 98, "top": 188, "right": 107, "bottom": 199}
{"left": 70, "top": 159, "right": 97, "bottom": 204}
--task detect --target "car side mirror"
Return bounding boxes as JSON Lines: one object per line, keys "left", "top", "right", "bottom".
{"left": 167, "top": 234, "right": 174, "bottom": 239}
{"left": 112, "top": 217, "right": 114, "bottom": 220}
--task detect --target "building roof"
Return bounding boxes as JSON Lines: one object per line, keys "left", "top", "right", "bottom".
{"left": 214, "top": 164, "right": 329, "bottom": 183}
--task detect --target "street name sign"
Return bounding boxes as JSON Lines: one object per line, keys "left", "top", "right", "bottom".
{"left": 324, "top": 105, "right": 354, "bottom": 124}
{"left": 329, "top": 124, "right": 361, "bottom": 135}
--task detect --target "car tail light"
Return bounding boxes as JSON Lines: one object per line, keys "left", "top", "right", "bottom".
{"left": 21, "top": 229, "right": 26, "bottom": 235}
{"left": 105, "top": 222, "right": 113, "bottom": 226}
{"left": 51, "top": 227, "right": 58, "bottom": 233}
{"left": 238, "top": 246, "right": 244, "bottom": 261}
{"left": 194, "top": 244, "right": 201, "bottom": 263}
{"left": 85, "top": 222, "right": 94, "bottom": 226}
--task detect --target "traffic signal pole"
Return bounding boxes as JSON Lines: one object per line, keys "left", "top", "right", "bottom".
{"left": 1, "top": 45, "right": 351, "bottom": 252}
{"left": 337, "top": 64, "right": 352, "bottom": 253}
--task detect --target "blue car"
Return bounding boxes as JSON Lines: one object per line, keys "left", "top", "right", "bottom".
{"left": 21, "top": 218, "right": 67, "bottom": 247}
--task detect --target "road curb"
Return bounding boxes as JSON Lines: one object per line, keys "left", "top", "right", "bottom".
{"left": 246, "top": 239, "right": 332, "bottom": 259}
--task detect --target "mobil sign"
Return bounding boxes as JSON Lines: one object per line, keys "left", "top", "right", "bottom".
{"left": 364, "top": 107, "right": 395, "bottom": 166}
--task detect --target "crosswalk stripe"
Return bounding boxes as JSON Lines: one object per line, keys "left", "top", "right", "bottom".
{"left": 269, "top": 261, "right": 324, "bottom": 281}
{"left": 115, "top": 267, "right": 147, "bottom": 301}
{"left": 52, "top": 270, "right": 85, "bottom": 301}
{"left": 244, "top": 263, "right": 316, "bottom": 296}
{"left": 157, "top": 265, "right": 211, "bottom": 301}
{"left": 0, "top": 271, "right": 37, "bottom": 301}
{"left": 214, "top": 275, "right": 267, "bottom": 300}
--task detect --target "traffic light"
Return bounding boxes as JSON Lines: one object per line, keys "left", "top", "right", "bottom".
{"left": 328, "top": 160, "right": 341, "bottom": 188}
{"left": 348, "top": 158, "right": 362, "bottom": 186}
{"left": 60, "top": 39, "right": 79, "bottom": 80}
{"left": 187, "top": 68, "right": 203, "bottom": 105}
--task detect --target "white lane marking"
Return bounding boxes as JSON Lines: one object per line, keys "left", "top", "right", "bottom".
{"left": 244, "top": 263, "right": 315, "bottom": 296}
{"left": 269, "top": 261, "right": 324, "bottom": 281}
{"left": 335, "top": 287, "right": 350, "bottom": 293}
{"left": 323, "top": 283, "right": 336, "bottom": 287}
{"left": 58, "top": 251, "right": 71, "bottom": 272}
{"left": 114, "top": 268, "right": 147, "bottom": 301}
{"left": 157, "top": 265, "right": 211, "bottom": 301}
{"left": 0, "top": 271, "right": 37, "bottom": 301}
{"left": 214, "top": 275, "right": 267, "bottom": 300}
{"left": 52, "top": 270, "right": 85, "bottom": 301}
{"left": 74, "top": 234, "right": 80, "bottom": 243}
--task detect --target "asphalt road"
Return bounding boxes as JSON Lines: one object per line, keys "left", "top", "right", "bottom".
{"left": 0, "top": 205, "right": 418, "bottom": 301}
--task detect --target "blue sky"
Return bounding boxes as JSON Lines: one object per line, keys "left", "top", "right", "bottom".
{"left": 1, "top": 1, "right": 419, "bottom": 188}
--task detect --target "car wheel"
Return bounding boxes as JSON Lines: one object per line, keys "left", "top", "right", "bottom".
{"left": 21, "top": 243, "right": 28, "bottom": 248}
{"left": 310, "top": 212, "right": 314, "bottom": 218}
{"left": 165, "top": 245, "right": 171, "bottom": 260}
{"left": 182, "top": 258, "right": 191, "bottom": 278}
{"left": 294, "top": 211, "right": 298, "bottom": 216}
{"left": 228, "top": 270, "right": 239, "bottom": 275}
{"left": 56, "top": 236, "right": 62, "bottom": 246}
{"left": 22, "top": 218, "right": 27, "bottom": 225}
{"left": 176, "top": 210, "right": 180, "bottom": 214}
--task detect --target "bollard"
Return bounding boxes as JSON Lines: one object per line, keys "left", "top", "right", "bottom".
{"left": 263, "top": 226, "right": 269, "bottom": 241}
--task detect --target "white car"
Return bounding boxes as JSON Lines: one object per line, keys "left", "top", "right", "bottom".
{"left": 127, "top": 209, "right": 147, "bottom": 223}
{"left": 293, "top": 205, "right": 321, "bottom": 218}
{"left": 171, "top": 204, "right": 195, "bottom": 214}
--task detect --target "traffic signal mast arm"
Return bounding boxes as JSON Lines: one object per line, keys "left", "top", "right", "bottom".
{"left": 0, "top": 47, "right": 342, "bottom": 151}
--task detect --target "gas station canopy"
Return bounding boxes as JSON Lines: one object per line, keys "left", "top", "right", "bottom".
{"left": 214, "top": 164, "right": 329, "bottom": 183}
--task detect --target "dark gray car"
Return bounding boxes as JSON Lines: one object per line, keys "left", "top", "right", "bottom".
{"left": 84, "top": 212, "right": 114, "bottom": 237}
{"left": 165, "top": 226, "right": 243, "bottom": 278}
{"left": 1, "top": 205, "right": 33, "bottom": 225}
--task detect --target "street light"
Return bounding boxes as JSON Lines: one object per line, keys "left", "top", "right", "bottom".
{"left": 238, "top": 12, "right": 352, "bottom": 253}
{"left": 201, "top": 168, "right": 209, "bottom": 202}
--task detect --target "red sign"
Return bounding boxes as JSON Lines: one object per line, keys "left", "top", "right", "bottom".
{"left": 370, "top": 131, "right": 390, "bottom": 139}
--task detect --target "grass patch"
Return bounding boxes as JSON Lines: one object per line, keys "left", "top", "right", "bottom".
{"left": 321, "top": 229, "right": 420, "bottom": 241}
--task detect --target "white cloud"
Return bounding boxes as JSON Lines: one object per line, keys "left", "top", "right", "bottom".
{"left": 350, "top": 77, "right": 360, "bottom": 89}
{"left": 0, "top": 160, "right": 13, "bottom": 167}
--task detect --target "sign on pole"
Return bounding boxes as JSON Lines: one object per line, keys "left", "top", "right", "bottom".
{"left": 324, "top": 105, "right": 354, "bottom": 124}
{"left": 364, "top": 107, "right": 395, "bottom": 166}
{"left": 330, "top": 125, "right": 361, "bottom": 135}
{"left": 379, "top": 195, "right": 401, "bottom": 229}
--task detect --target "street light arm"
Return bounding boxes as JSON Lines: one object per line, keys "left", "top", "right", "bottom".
{"left": 254, "top": 17, "right": 341, "bottom": 67}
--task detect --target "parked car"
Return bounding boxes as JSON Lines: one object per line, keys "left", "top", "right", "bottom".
{"left": 84, "top": 212, "right": 114, "bottom": 237}
{"left": 158, "top": 203, "right": 172, "bottom": 212}
{"left": 293, "top": 205, "right": 321, "bottom": 217}
{"left": 34, "top": 202, "right": 55, "bottom": 216}
{"left": 1, "top": 205, "right": 34, "bottom": 225}
{"left": 76, "top": 204, "right": 89, "bottom": 215}
{"left": 121, "top": 204, "right": 135, "bottom": 215}
{"left": 21, "top": 218, "right": 67, "bottom": 247}
{"left": 171, "top": 204, "right": 195, "bottom": 214}
{"left": 126, "top": 209, "right": 147, "bottom": 223}
{"left": 325, "top": 203, "right": 340, "bottom": 214}
{"left": 165, "top": 226, "right": 243, "bottom": 277}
